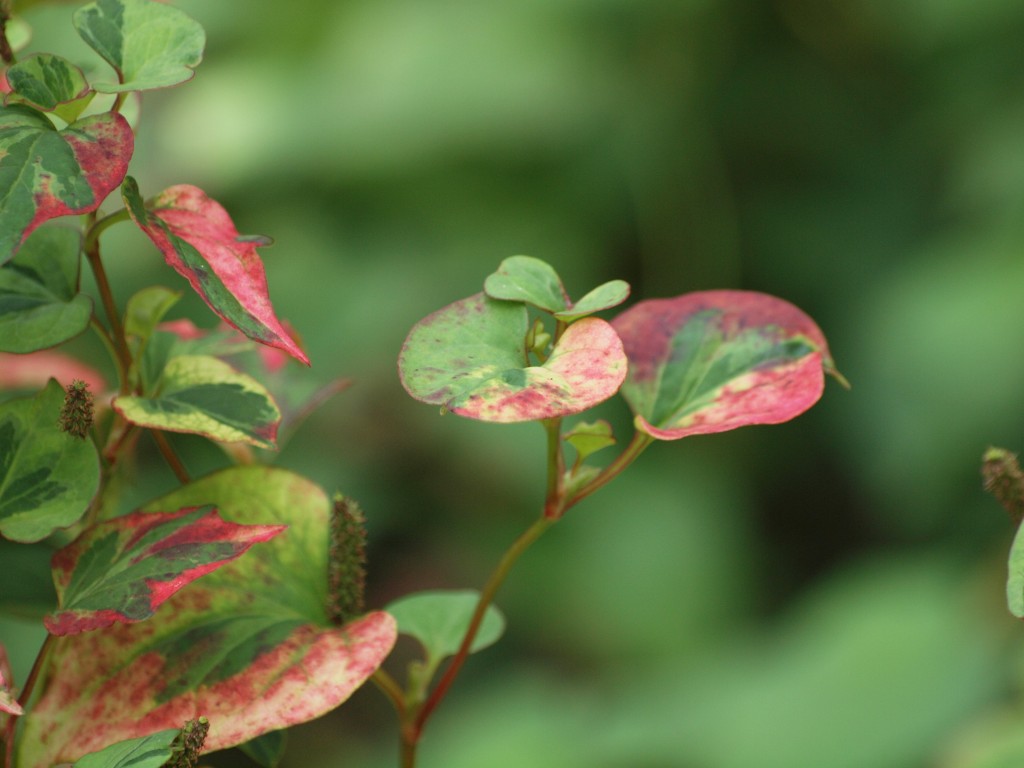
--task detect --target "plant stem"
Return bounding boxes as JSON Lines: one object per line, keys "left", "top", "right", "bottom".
{"left": 150, "top": 430, "right": 190, "bottom": 484}
{"left": 0, "top": 3, "right": 15, "bottom": 66}
{"left": 6, "top": 634, "right": 57, "bottom": 764}
{"left": 542, "top": 418, "right": 565, "bottom": 518}
{"left": 84, "top": 218, "right": 132, "bottom": 394}
{"left": 404, "top": 513, "right": 555, "bottom": 759}
{"left": 564, "top": 430, "right": 654, "bottom": 511}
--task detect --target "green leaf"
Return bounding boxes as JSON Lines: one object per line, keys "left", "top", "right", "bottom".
{"left": 45, "top": 506, "right": 285, "bottom": 635}
{"left": 124, "top": 285, "right": 182, "bottom": 389}
{"left": 484, "top": 255, "right": 568, "bottom": 313}
{"left": 386, "top": 589, "right": 505, "bottom": 668}
{"left": 399, "top": 293, "right": 627, "bottom": 422}
{"left": 563, "top": 419, "right": 616, "bottom": 461}
{"left": 5, "top": 53, "right": 95, "bottom": 123}
{"left": 0, "top": 227, "right": 92, "bottom": 353}
{"left": 1007, "top": 521, "right": 1024, "bottom": 618}
{"left": 113, "top": 355, "right": 281, "bottom": 449}
{"left": 238, "top": 730, "right": 287, "bottom": 768}
{"left": 0, "top": 105, "right": 134, "bottom": 264}
{"left": 0, "top": 538, "right": 56, "bottom": 618}
{"left": 555, "top": 279, "right": 631, "bottom": 321}
{"left": 71, "top": 730, "right": 179, "bottom": 768}
{"left": 122, "top": 178, "right": 309, "bottom": 365}
{"left": 18, "top": 467, "right": 397, "bottom": 766}
{"left": 0, "top": 380, "right": 100, "bottom": 543}
{"left": 611, "top": 290, "right": 839, "bottom": 440}
{"left": 73, "top": 0, "right": 205, "bottom": 93}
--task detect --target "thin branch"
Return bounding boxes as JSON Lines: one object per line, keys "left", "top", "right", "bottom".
{"left": 150, "top": 430, "right": 190, "bottom": 484}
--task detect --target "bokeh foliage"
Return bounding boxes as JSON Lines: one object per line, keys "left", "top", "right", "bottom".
{"left": 10, "top": 0, "right": 1024, "bottom": 765}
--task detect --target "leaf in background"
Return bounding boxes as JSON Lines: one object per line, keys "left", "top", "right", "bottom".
{"left": 0, "top": 538, "right": 56, "bottom": 618}
{"left": 0, "top": 351, "right": 106, "bottom": 394}
{"left": 122, "top": 178, "right": 309, "bottom": 365}
{"left": 17, "top": 466, "right": 397, "bottom": 766}
{"left": 386, "top": 590, "right": 505, "bottom": 671}
{"left": 5, "top": 53, "right": 94, "bottom": 123}
{"left": 0, "top": 227, "right": 92, "bottom": 353}
{"left": 45, "top": 506, "right": 285, "bottom": 635}
{"left": 0, "top": 105, "right": 133, "bottom": 264}
{"left": 0, "top": 380, "right": 99, "bottom": 543}
{"left": 399, "top": 292, "right": 627, "bottom": 422}
{"left": 113, "top": 355, "right": 281, "bottom": 449}
{"left": 238, "top": 730, "right": 287, "bottom": 768}
{"left": 73, "top": 0, "right": 205, "bottom": 93}
{"left": 484, "top": 255, "right": 568, "bottom": 313}
{"left": 71, "top": 730, "right": 179, "bottom": 768}
{"left": 612, "top": 290, "right": 839, "bottom": 440}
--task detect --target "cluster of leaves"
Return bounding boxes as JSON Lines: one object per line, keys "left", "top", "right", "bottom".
{"left": 0, "top": 1, "right": 842, "bottom": 766}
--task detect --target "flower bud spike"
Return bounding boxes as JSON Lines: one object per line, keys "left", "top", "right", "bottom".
{"left": 58, "top": 379, "right": 94, "bottom": 439}
{"left": 983, "top": 447, "right": 1024, "bottom": 524}
{"left": 328, "top": 494, "right": 368, "bottom": 626}
{"left": 168, "top": 716, "right": 209, "bottom": 768}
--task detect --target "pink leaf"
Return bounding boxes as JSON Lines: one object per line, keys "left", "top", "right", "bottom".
{"left": 122, "top": 178, "right": 309, "bottom": 365}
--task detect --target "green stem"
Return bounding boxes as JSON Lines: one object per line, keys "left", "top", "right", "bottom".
{"left": 564, "top": 430, "right": 654, "bottom": 511}
{"left": 150, "top": 430, "right": 190, "bottom": 484}
{"left": 84, "top": 216, "right": 132, "bottom": 394}
{"left": 6, "top": 634, "right": 57, "bottom": 764}
{"left": 542, "top": 418, "right": 565, "bottom": 518}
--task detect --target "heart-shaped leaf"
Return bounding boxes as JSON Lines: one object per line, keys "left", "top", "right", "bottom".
{"left": 17, "top": 466, "right": 397, "bottom": 766}
{"left": 73, "top": 0, "right": 205, "bottom": 93}
{"left": 122, "top": 178, "right": 309, "bottom": 365}
{"left": 113, "top": 354, "right": 281, "bottom": 449}
{"left": 484, "top": 255, "right": 568, "bottom": 313}
{"left": 563, "top": 419, "right": 616, "bottom": 461}
{"left": 0, "top": 105, "right": 133, "bottom": 264}
{"left": 5, "top": 53, "right": 94, "bottom": 123}
{"left": 612, "top": 290, "right": 837, "bottom": 440}
{"left": 0, "top": 227, "right": 92, "bottom": 353}
{"left": 399, "top": 292, "right": 627, "bottom": 422}
{"left": 70, "top": 730, "right": 179, "bottom": 768}
{"left": 0, "top": 380, "right": 100, "bottom": 543}
{"left": 45, "top": 506, "right": 285, "bottom": 635}
{"left": 387, "top": 590, "right": 505, "bottom": 671}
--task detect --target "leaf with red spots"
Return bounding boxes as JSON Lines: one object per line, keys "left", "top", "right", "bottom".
{"left": 17, "top": 466, "right": 397, "bottom": 767}
{"left": 44, "top": 505, "right": 285, "bottom": 635}
{"left": 0, "top": 105, "right": 133, "bottom": 264}
{"left": 122, "top": 177, "right": 309, "bottom": 365}
{"left": 611, "top": 290, "right": 842, "bottom": 440}
{"left": 399, "top": 292, "right": 627, "bottom": 423}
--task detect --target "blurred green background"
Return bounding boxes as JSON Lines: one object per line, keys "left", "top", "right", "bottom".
{"left": 11, "top": 0, "right": 1024, "bottom": 765}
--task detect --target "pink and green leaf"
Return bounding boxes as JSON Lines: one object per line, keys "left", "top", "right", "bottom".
{"left": 0, "top": 227, "right": 92, "bottom": 353}
{"left": 73, "top": 0, "right": 205, "bottom": 93}
{"left": 0, "top": 105, "right": 133, "bottom": 264}
{"left": 5, "top": 53, "right": 94, "bottom": 123}
{"left": 399, "top": 292, "right": 627, "bottom": 423}
{"left": 113, "top": 354, "right": 281, "bottom": 449}
{"left": 122, "top": 178, "right": 309, "bottom": 365}
{"left": 17, "top": 466, "right": 397, "bottom": 766}
{"left": 611, "top": 290, "right": 839, "bottom": 440}
{"left": 45, "top": 505, "right": 285, "bottom": 635}
{"left": 0, "top": 380, "right": 100, "bottom": 543}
